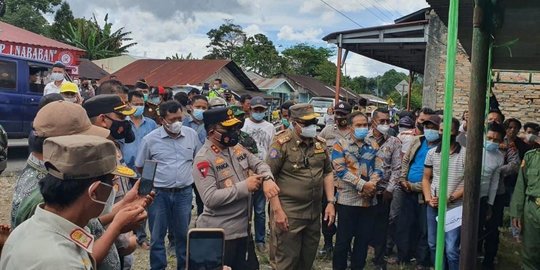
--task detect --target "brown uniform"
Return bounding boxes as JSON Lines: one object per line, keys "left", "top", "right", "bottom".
{"left": 266, "top": 128, "right": 333, "bottom": 269}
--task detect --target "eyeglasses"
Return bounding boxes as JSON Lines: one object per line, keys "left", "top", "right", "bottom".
{"left": 377, "top": 119, "right": 391, "bottom": 125}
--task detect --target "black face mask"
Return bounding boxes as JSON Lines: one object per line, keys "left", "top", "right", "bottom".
{"left": 416, "top": 123, "right": 424, "bottom": 133}
{"left": 107, "top": 116, "right": 133, "bottom": 142}
{"left": 216, "top": 128, "right": 240, "bottom": 147}
{"left": 336, "top": 117, "right": 348, "bottom": 127}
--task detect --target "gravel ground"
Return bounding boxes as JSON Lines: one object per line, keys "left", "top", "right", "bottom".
{"left": 0, "top": 171, "right": 522, "bottom": 270}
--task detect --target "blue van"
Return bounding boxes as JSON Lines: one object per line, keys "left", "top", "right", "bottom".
{"left": 0, "top": 54, "right": 55, "bottom": 138}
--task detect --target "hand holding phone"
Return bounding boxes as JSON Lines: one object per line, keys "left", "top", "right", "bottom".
{"left": 186, "top": 228, "right": 225, "bottom": 270}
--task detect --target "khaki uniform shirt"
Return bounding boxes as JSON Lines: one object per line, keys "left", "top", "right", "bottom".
{"left": 510, "top": 149, "right": 540, "bottom": 219}
{"left": 319, "top": 124, "right": 351, "bottom": 152}
{"left": 266, "top": 129, "right": 333, "bottom": 220}
{"left": 193, "top": 141, "right": 273, "bottom": 240}
{"left": 0, "top": 204, "right": 95, "bottom": 270}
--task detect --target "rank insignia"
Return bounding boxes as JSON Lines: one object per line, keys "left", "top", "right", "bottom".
{"left": 315, "top": 142, "right": 322, "bottom": 150}
{"left": 211, "top": 145, "right": 220, "bottom": 154}
{"left": 215, "top": 157, "right": 225, "bottom": 165}
{"left": 197, "top": 161, "right": 210, "bottom": 178}
{"left": 70, "top": 228, "right": 93, "bottom": 250}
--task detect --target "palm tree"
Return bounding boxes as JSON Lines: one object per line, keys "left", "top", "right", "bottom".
{"left": 63, "top": 14, "right": 137, "bottom": 60}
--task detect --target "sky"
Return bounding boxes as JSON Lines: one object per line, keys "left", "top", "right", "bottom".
{"left": 64, "top": 0, "right": 429, "bottom": 78}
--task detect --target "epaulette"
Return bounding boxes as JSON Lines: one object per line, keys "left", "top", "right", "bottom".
{"left": 316, "top": 136, "right": 327, "bottom": 143}
{"left": 276, "top": 130, "right": 292, "bottom": 145}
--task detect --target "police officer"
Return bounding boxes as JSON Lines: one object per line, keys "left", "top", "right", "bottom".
{"left": 267, "top": 103, "right": 336, "bottom": 269}
{"left": 0, "top": 135, "right": 147, "bottom": 270}
{"left": 317, "top": 101, "right": 352, "bottom": 256}
{"left": 510, "top": 148, "right": 540, "bottom": 270}
{"left": 192, "top": 108, "right": 279, "bottom": 270}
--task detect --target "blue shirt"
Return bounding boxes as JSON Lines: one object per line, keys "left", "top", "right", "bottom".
{"left": 407, "top": 139, "right": 433, "bottom": 183}
{"left": 182, "top": 116, "right": 206, "bottom": 144}
{"left": 122, "top": 117, "right": 157, "bottom": 170}
{"left": 135, "top": 126, "right": 202, "bottom": 188}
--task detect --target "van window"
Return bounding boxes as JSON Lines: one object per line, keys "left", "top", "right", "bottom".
{"left": 0, "top": 60, "right": 17, "bottom": 91}
{"left": 29, "top": 64, "right": 52, "bottom": 94}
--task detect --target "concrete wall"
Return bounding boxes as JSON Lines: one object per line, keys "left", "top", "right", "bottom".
{"left": 423, "top": 11, "right": 540, "bottom": 123}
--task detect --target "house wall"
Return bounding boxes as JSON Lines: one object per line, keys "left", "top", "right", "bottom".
{"left": 208, "top": 68, "right": 247, "bottom": 92}
{"left": 423, "top": 11, "right": 540, "bottom": 123}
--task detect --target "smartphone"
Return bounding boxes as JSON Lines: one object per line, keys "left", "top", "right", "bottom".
{"left": 138, "top": 160, "right": 157, "bottom": 196}
{"left": 186, "top": 228, "right": 225, "bottom": 270}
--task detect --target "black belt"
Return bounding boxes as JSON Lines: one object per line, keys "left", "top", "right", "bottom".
{"left": 155, "top": 186, "right": 191, "bottom": 192}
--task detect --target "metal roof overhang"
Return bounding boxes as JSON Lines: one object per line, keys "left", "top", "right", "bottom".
{"left": 427, "top": 0, "right": 540, "bottom": 71}
{"left": 323, "top": 20, "right": 429, "bottom": 74}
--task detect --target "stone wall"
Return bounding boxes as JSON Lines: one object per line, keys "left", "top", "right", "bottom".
{"left": 423, "top": 11, "right": 540, "bottom": 123}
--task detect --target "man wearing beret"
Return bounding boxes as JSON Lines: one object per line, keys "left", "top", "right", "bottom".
{"left": 193, "top": 107, "right": 279, "bottom": 269}
{"left": 266, "top": 103, "right": 336, "bottom": 269}
{"left": 0, "top": 135, "right": 148, "bottom": 270}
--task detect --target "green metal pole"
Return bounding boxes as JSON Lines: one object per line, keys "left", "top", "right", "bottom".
{"left": 435, "top": 0, "right": 459, "bottom": 269}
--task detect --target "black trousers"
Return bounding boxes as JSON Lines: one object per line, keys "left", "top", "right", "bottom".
{"left": 394, "top": 190, "right": 430, "bottom": 266}
{"left": 193, "top": 183, "right": 204, "bottom": 216}
{"left": 224, "top": 237, "right": 248, "bottom": 270}
{"left": 321, "top": 195, "right": 337, "bottom": 247}
{"left": 371, "top": 194, "right": 391, "bottom": 266}
{"left": 333, "top": 204, "right": 375, "bottom": 270}
{"left": 478, "top": 194, "right": 505, "bottom": 266}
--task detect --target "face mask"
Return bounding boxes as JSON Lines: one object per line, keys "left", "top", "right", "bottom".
{"left": 107, "top": 117, "right": 132, "bottom": 141}
{"left": 165, "top": 120, "right": 183, "bottom": 135}
{"left": 252, "top": 112, "right": 265, "bottom": 122}
{"left": 149, "top": 97, "right": 161, "bottom": 104}
{"left": 416, "top": 123, "right": 425, "bottom": 133}
{"left": 424, "top": 129, "right": 440, "bottom": 142}
{"left": 398, "top": 127, "right": 410, "bottom": 134}
{"left": 212, "top": 85, "right": 219, "bottom": 90}
{"left": 73, "top": 79, "right": 80, "bottom": 85}
{"left": 300, "top": 124, "right": 317, "bottom": 138}
{"left": 143, "top": 94, "right": 149, "bottom": 102}
{"left": 50, "top": 72, "right": 64, "bottom": 81}
{"left": 336, "top": 117, "right": 348, "bottom": 127}
{"left": 354, "top": 127, "right": 369, "bottom": 140}
{"left": 89, "top": 182, "right": 115, "bottom": 216}
{"left": 281, "top": 118, "right": 290, "bottom": 128}
{"left": 193, "top": 109, "right": 205, "bottom": 121}
{"left": 133, "top": 105, "right": 145, "bottom": 117}
{"left": 484, "top": 140, "right": 499, "bottom": 152}
{"left": 376, "top": 124, "right": 390, "bottom": 135}
{"left": 65, "top": 97, "right": 78, "bottom": 103}
{"left": 216, "top": 129, "right": 240, "bottom": 147}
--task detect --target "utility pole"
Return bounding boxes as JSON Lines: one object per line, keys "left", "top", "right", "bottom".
{"left": 334, "top": 34, "right": 343, "bottom": 102}
{"left": 460, "top": 0, "right": 492, "bottom": 269}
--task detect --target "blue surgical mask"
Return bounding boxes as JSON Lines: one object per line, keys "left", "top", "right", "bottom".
{"left": 424, "top": 129, "right": 440, "bottom": 142}
{"left": 193, "top": 109, "right": 205, "bottom": 121}
{"left": 252, "top": 112, "right": 265, "bottom": 122}
{"left": 133, "top": 105, "right": 145, "bottom": 117}
{"left": 484, "top": 140, "right": 499, "bottom": 152}
{"left": 354, "top": 127, "right": 369, "bottom": 140}
{"left": 281, "top": 118, "right": 290, "bottom": 128}
{"left": 143, "top": 94, "right": 149, "bottom": 102}
{"left": 149, "top": 97, "right": 160, "bottom": 104}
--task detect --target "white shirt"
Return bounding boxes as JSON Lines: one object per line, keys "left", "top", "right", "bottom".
{"left": 480, "top": 149, "right": 504, "bottom": 205}
{"left": 43, "top": 80, "right": 66, "bottom": 95}
{"left": 241, "top": 118, "right": 275, "bottom": 161}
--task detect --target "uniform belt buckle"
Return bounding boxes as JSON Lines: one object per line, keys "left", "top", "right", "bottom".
{"left": 535, "top": 197, "right": 540, "bottom": 207}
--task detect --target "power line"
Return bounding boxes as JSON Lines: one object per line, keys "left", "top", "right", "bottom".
{"left": 365, "top": 0, "right": 395, "bottom": 22}
{"left": 378, "top": 1, "right": 403, "bottom": 19}
{"left": 319, "top": 0, "right": 364, "bottom": 28}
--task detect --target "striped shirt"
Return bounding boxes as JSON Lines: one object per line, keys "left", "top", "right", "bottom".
{"left": 424, "top": 144, "right": 466, "bottom": 209}
{"left": 332, "top": 138, "right": 383, "bottom": 207}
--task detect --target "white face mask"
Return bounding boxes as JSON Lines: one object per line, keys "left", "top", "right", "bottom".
{"left": 376, "top": 124, "right": 390, "bottom": 135}
{"left": 300, "top": 124, "right": 318, "bottom": 138}
{"left": 65, "top": 97, "right": 78, "bottom": 103}
{"left": 165, "top": 120, "right": 183, "bottom": 134}
{"left": 89, "top": 182, "right": 115, "bottom": 216}
{"left": 50, "top": 72, "right": 64, "bottom": 81}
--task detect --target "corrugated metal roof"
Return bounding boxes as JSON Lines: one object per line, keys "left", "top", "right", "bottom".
{"left": 0, "top": 21, "right": 85, "bottom": 52}
{"left": 283, "top": 74, "right": 359, "bottom": 100}
{"left": 108, "top": 59, "right": 259, "bottom": 91}
{"left": 252, "top": 78, "right": 290, "bottom": 90}
{"left": 78, "top": 59, "right": 109, "bottom": 80}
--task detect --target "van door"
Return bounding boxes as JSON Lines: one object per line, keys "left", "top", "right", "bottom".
{"left": 0, "top": 58, "right": 23, "bottom": 136}
{"left": 23, "top": 63, "right": 50, "bottom": 134}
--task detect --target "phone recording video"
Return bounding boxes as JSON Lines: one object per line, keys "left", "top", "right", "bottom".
{"left": 138, "top": 160, "right": 157, "bottom": 196}
{"left": 186, "top": 228, "right": 225, "bottom": 270}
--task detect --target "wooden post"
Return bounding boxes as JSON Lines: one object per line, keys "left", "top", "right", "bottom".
{"left": 460, "top": 0, "right": 491, "bottom": 269}
{"left": 407, "top": 71, "right": 414, "bottom": 110}
{"left": 335, "top": 46, "right": 343, "bottom": 102}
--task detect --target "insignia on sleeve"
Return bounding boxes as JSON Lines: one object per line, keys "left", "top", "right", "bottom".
{"left": 224, "top": 178, "right": 234, "bottom": 188}
{"left": 197, "top": 161, "right": 210, "bottom": 178}
{"left": 270, "top": 148, "right": 280, "bottom": 159}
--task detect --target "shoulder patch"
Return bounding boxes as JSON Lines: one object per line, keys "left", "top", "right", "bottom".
{"left": 269, "top": 148, "right": 280, "bottom": 159}
{"left": 70, "top": 228, "right": 93, "bottom": 251}
{"left": 210, "top": 144, "right": 220, "bottom": 154}
{"left": 277, "top": 136, "right": 291, "bottom": 145}
{"left": 197, "top": 161, "right": 211, "bottom": 178}
{"left": 316, "top": 136, "right": 326, "bottom": 143}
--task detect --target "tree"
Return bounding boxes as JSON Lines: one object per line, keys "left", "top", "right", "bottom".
{"left": 49, "top": 1, "right": 75, "bottom": 42}
{"left": 314, "top": 60, "right": 338, "bottom": 86}
{"left": 0, "top": 0, "right": 61, "bottom": 35}
{"left": 63, "top": 14, "right": 137, "bottom": 60}
{"left": 204, "top": 19, "right": 246, "bottom": 60}
{"left": 166, "top": 53, "right": 196, "bottom": 60}
{"left": 237, "top": 33, "right": 285, "bottom": 77}
{"left": 281, "top": 44, "right": 334, "bottom": 77}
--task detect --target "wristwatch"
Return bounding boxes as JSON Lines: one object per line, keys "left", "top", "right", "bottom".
{"left": 328, "top": 198, "right": 337, "bottom": 204}
{"left": 448, "top": 195, "right": 456, "bottom": 203}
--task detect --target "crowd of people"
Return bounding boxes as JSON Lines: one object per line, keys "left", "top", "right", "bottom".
{"left": 0, "top": 61, "right": 539, "bottom": 270}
